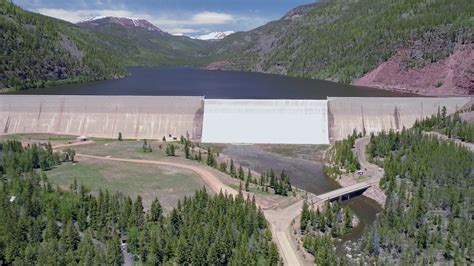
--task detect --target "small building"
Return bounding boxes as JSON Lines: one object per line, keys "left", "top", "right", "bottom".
{"left": 77, "top": 136, "right": 89, "bottom": 142}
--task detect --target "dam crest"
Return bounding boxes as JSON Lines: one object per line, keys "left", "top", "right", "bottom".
{"left": 1, "top": 95, "right": 471, "bottom": 144}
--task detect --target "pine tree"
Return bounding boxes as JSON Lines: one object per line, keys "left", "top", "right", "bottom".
{"left": 184, "top": 142, "right": 190, "bottom": 158}
{"left": 106, "top": 235, "right": 122, "bottom": 265}
{"left": 238, "top": 165, "right": 245, "bottom": 180}
{"left": 133, "top": 196, "right": 145, "bottom": 228}
{"left": 149, "top": 198, "right": 162, "bottom": 223}
{"left": 229, "top": 159, "right": 236, "bottom": 177}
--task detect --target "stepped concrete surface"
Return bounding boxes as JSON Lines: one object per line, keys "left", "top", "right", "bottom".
{"left": 327, "top": 97, "right": 471, "bottom": 141}
{"left": 0, "top": 95, "right": 204, "bottom": 140}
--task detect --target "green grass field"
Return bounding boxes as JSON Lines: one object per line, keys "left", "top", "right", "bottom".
{"left": 46, "top": 157, "right": 207, "bottom": 212}
{"left": 71, "top": 139, "right": 184, "bottom": 160}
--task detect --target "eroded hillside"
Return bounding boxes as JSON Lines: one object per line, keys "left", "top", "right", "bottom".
{"left": 206, "top": 0, "right": 473, "bottom": 95}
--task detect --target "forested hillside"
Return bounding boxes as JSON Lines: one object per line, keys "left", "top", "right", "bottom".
{"left": 0, "top": 1, "right": 206, "bottom": 92}
{"left": 362, "top": 129, "right": 473, "bottom": 264}
{"left": 0, "top": 1, "right": 126, "bottom": 91}
{"left": 207, "top": 0, "right": 473, "bottom": 91}
{"left": 0, "top": 140, "right": 280, "bottom": 264}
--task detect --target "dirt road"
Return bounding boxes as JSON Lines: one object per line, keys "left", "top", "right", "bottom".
{"left": 264, "top": 200, "right": 308, "bottom": 266}
{"left": 354, "top": 137, "right": 383, "bottom": 182}
{"left": 424, "top": 131, "right": 474, "bottom": 151}
{"left": 74, "top": 153, "right": 304, "bottom": 265}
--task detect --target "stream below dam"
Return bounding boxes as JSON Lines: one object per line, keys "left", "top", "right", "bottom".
{"left": 220, "top": 145, "right": 383, "bottom": 255}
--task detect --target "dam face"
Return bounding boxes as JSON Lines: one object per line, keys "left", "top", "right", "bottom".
{"left": 0, "top": 95, "right": 204, "bottom": 140}
{"left": 201, "top": 99, "right": 329, "bottom": 144}
{"left": 327, "top": 97, "right": 471, "bottom": 141}
{"left": 1, "top": 95, "right": 471, "bottom": 143}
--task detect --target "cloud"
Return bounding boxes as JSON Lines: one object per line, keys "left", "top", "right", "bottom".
{"left": 166, "top": 28, "right": 198, "bottom": 35}
{"left": 36, "top": 8, "right": 234, "bottom": 25}
{"left": 191, "top": 12, "right": 234, "bottom": 24}
{"left": 34, "top": 8, "right": 267, "bottom": 35}
{"left": 36, "top": 8, "right": 137, "bottom": 23}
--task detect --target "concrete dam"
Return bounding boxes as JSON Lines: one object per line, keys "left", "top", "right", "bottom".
{"left": 1, "top": 95, "right": 471, "bottom": 144}
{"left": 0, "top": 95, "right": 204, "bottom": 140}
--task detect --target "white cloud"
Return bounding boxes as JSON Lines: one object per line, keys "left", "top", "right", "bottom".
{"left": 191, "top": 12, "right": 234, "bottom": 24}
{"left": 167, "top": 28, "right": 198, "bottom": 35}
{"left": 36, "top": 8, "right": 234, "bottom": 25}
{"left": 36, "top": 8, "right": 137, "bottom": 23}
{"left": 34, "top": 8, "right": 267, "bottom": 35}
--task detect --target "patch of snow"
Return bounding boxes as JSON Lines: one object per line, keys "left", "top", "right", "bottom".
{"left": 193, "top": 31, "right": 234, "bottom": 40}
{"left": 78, "top": 16, "right": 108, "bottom": 23}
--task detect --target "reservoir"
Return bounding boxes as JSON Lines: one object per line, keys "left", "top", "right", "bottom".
{"left": 14, "top": 67, "right": 414, "bottom": 98}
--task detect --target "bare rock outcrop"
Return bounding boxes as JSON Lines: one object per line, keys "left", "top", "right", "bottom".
{"left": 354, "top": 44, "right": 473, "bottom": 96}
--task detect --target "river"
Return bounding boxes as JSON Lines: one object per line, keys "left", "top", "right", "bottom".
{"left": 14, "top": 67, "right": 414, "bottom": 98}
{"left": 218, "top": 145, "right": 382, "bottom": 254}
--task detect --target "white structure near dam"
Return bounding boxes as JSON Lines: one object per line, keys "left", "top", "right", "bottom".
{"left": 201, "top": 99, "right": 329, "bottom": 144}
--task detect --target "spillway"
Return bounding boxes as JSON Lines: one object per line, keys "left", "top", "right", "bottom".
{"left": 201, "top": 99, "right": 329, "bottom": 144}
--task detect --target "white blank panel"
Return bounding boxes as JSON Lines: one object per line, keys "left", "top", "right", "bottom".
{"left": 202, "top": 99, "right": 329, "bottom": 144}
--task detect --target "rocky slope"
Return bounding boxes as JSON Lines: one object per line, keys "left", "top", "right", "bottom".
{"left": 354, "top": 44, "right": 473, "bottom": 95}
{"left": 206, "top": 0, "right": 473, "bottom": 95}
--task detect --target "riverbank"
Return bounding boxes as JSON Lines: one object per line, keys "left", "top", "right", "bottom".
{"left": 324, "top": 136, "right": 387, "bottom": 207}
{"left": 333, "top": 173, "right": 386, "bottom": 207}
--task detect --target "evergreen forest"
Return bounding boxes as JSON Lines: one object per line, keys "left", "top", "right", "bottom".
{"left": 0, "top": 140, "right": 281, "bottom": 264}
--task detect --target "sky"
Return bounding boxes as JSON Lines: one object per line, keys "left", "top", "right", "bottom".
{"left": 14, "top": 0, "right": 315, "bottom": 36}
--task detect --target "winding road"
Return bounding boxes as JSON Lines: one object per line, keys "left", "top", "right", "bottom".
{"left": 72, "top": 153, "right": 303, "bottom": 265}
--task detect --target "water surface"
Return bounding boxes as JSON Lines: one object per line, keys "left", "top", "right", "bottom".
{"left": 15, "top": 67, "right": 414, "bottom": 98}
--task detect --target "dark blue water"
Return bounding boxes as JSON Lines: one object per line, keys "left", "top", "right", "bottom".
{"left": 15, "top": 67, "right": 414, "bottom": 98}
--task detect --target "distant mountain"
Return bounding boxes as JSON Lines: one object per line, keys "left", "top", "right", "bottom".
{"left": 78, "top": 16, "right": 168, "bottom": 35}
{"left": 205, "top": 0, "right": 473, "bottom": 95}
{"left": 194, "top": 31, "right": 235, "bottom": 41}
{"left": 76, "top": 16, "right": 207, "bottom": 67}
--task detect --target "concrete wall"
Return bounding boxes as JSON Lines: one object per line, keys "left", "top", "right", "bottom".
{"left": 328, "top": 97, "right": 472, "bottom": 141}
{"left": 0, "top": 95, "right": 204, "bottom": 140}
{"left": 201, "top": 99, "right": 329, "bottom": 144}
{"left": 2, "top": 95, "right": 471, "bottom": 144}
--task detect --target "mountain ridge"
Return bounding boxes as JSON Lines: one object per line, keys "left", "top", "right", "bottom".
{"left": 1, "top": 0, "right": 473, "bottom": 95}
{"left": 205, "top": 0, "right": 473, "bottom": 95}
{"left": 77, "top": 16, "right": 168, "bottom": 35}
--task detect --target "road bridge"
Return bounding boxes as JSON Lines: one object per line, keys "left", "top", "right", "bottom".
{"left": 316, "top": 181, "right": 373, "bottom": 202}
